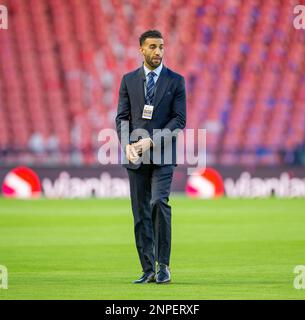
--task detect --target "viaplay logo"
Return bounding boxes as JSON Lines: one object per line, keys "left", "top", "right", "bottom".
{"left": 186, "top": 167, "right": 225, "bottom": 199}
{"left": 2, "top": 167, "right": 42, "bottom": 198}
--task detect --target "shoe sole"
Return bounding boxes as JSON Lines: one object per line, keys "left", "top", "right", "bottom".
{"left": 133, "top": 277, "right": 156, "bottom": 284}
{"left": 156, "top": 279, "right": 171, "bottom": 284}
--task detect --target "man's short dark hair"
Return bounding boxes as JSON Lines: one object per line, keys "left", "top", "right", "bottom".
{"left": 139, "top": 30, "right": 163, "bottom": 46}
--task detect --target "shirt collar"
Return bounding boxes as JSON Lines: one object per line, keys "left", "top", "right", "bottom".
{"left": 143, "top": 62, "right": 163, "bottom": 77}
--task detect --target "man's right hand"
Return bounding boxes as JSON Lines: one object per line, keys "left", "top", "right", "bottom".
{"left": 126, "top": 144, "right": 140, "bottom": 164}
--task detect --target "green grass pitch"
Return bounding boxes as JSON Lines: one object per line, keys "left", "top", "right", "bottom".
{"left": 0, "top": 197, "right": 305, "bottom": 300}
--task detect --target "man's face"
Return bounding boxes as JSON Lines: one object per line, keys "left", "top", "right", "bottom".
{"left": 140, "top": 38, "right": 164, "bottom": 69}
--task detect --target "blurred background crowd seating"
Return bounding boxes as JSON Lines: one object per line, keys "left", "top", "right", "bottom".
{"left": 0, "top": 0, "right": 304, "bottom": 166}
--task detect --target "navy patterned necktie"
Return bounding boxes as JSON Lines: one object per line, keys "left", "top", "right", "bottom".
{"left": 146, "top": 71, "right": 156, "bottom": 105}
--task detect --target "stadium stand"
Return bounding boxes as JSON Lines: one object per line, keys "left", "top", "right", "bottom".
{"left": 0, "top": 0, "right": 304, "bottom": 165}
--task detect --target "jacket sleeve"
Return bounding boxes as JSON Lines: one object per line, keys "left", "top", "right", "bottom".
{"left": 152, "top": 76, "right": 186, "bottom": 146}
{"left": 115, "top": 75, "right": 131, "bottom": 153}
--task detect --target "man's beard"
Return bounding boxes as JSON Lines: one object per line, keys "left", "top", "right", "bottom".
{"left": 146, "top": 56, "right": 162, "bottom": 68}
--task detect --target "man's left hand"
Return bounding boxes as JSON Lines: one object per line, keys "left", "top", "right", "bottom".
{"left": 132, "top": 138, "right": 154, "bottom": 155}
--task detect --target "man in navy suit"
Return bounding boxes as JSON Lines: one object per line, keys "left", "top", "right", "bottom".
{"left": 116, "top": 30, "right": 186, "bottom": 284}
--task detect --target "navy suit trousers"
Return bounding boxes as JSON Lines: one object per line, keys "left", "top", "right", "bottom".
{"left": 127, "top": 164, "right": 174, "bottom": 273}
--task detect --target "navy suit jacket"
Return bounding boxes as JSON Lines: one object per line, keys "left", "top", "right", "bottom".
{"left": 115, "top": 64, "right": 186, "bottom": 169}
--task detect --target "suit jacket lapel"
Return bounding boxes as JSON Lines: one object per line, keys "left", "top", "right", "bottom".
{"left": 153, "top": 66, "right": 169, "bottom": 112}
{"left": 136, "top": 66, "right": 146, "bottom": 111}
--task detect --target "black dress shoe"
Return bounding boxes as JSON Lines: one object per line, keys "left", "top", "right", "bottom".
{"left": 133, "top": 271, "right": 156, "bottom": 284}
{"left": 156, "top": 264, "right": 171, "bottom": 284}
